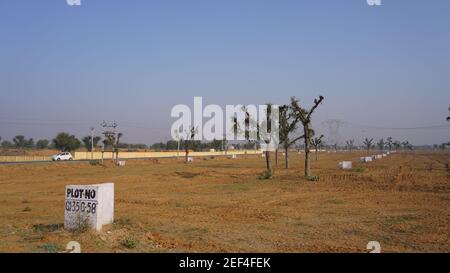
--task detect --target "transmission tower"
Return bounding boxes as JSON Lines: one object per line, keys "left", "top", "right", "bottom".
{"left": 322, "top": 119, "right": 345, "bottom": 148}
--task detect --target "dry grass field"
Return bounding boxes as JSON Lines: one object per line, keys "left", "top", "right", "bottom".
{"left": 0, "top": 151, "right": 449, "bottom": 253}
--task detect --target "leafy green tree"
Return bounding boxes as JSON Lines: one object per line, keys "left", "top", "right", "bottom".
{"left": 13, "top": 135, "right": 33, "bottom": 148}
{"left": 53, "top": 133, "right": 81, "bottom": 152}
{"left": 165, "top": 140, "right": 178, "bottom": 150}
{"left": 36, "top": 139, "right": 50, "bottom": 149}
{"left": 82, "top": 136, "right": 101, "bottom": 152}
{"left": 1, "top": 140, "right": 13, "bottom": 148}
{"left": 151, "top": 142, "right": 166, "bottom": 151}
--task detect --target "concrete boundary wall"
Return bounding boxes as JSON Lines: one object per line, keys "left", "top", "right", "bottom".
{"left": 0, "top": 150, "right": 262, "bottom": 162}
{"left": 74, "top": 150, "right": 262, "bottom": 160}
{"left": 0, "top": 156, "right": 52, "bottom": 162}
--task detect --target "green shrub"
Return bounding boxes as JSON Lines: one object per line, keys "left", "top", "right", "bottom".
{"left": 353, "top": 167, "right": 366, "bottom": 173}
{"left": 258, "top": 170, "right": 273, "bottom": 180}
{"left": 35, "top": 243, "right": 58, "bottom": 253}
{"left": 89, "top": 160, "right": 100, "bottom": 166}
{"left": 121, "top": 237, "right": 138, "bottom": 249}
{"left": 307, "top": 176, "right": 320, "bottom": 182}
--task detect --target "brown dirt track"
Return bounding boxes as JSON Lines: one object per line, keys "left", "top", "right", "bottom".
{"left": 0, "top": 151, "right": 449, "bottom": 253}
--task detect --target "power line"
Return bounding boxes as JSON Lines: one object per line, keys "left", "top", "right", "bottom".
{"left": 344, "top": 122, "right": 450, "bottom": 131}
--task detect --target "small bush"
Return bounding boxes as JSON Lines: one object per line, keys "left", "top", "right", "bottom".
{"left": 35, "top": 243, "right": 58, "bottom": 253}
{"left": 115, "top": 218, "right": 133, "bottom": 226}
{"left": 23, "top": 207, "right": 32, "bottom": 212}
{"left": 307, "top": 176, "right": 320, "bottom": 182}
{"left": 352, "top": 167, "right": 366, "bottom": 173}
{"left": 121, "top": 237, "right": 138, "bottom": 249}
{"left": 89, "top": 160, "right": 100, "bottom": 166}
{"left": 258, "top": 170, "right": 273, "bottom": 180}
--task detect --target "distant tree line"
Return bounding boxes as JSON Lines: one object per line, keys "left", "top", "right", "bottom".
{"left": 0, "top": 133, "right": 133, "bottom": 153}
{"left": 150, "top": 139, "right": 232, "bottom": 152}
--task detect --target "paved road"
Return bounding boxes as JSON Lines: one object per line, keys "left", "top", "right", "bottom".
{"left": 0, "top": 160, "right": 89, "bottom": 165}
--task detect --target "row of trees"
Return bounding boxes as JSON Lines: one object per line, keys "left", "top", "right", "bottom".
{"left": 362, "top": 137, "right": 413, "bottom": 155}
{"left": 239, "top": 96, "right": 325, "bottom": 177}
{"left": 150, "top": 139, "right": 227, "bottom": 152}
{"left": 176, "top": 96, "right": 325, "bottom": 178}
{"left": 0, "top": 135, "right": 49, "bottom": 149}
{"left": 0, "top": 132, "right": 127, "bottom": 154}
{"left": 0, "top": 134, "right": 87, "bottom": 152}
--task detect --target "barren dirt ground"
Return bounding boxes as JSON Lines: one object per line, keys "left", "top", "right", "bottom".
{"left": 0, "top": 151, "right": 449, "bottom": 253}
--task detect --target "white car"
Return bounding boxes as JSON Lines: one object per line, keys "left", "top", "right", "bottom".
{"left": 52, "top": 152, "right": 73, "bottom": 161}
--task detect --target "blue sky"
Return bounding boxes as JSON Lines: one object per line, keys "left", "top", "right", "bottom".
{"left": 0, "top": 0, "right": 449, "bottom": 145}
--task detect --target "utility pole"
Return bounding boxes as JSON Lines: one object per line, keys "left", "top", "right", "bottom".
{"left": 90, "top": 126, "right": 94, "bottom": 160}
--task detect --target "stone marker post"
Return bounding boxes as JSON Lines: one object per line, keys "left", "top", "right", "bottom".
{"left": 64, "top": 183, "right": 114, "bottom": 231}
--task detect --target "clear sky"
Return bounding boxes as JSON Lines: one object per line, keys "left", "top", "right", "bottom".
{"left": 0, "top": 0, "right": 449, "bottom": 146}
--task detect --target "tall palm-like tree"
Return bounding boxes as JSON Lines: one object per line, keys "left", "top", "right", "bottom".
{"left": 291, "top": 95, "right": 325, "bottom": 177}
{"left": 363, "top": 138, "right": 374, "bottom": 155}
{"left": 345, "top": 139, "right": 355, "bottom": 152}
{"left": 115, "top": 133, "right": 123, "bottom": 162}
{"left": 377, "top": 138, "right": 385, "bottom": 152}
{"left": 311, "top": 135, "right": 324, "bottom": 161}
{"left": 279, "top": 104, "right": 303, "bottom": 169}
{"left": 184, "top": 126, "right": 197, "bottom": 163}
{"left": 386, "top": 137, "right": 393, "bottom": 152}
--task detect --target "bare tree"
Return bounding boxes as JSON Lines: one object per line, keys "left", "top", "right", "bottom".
{"left": 310, "top": 135, "right": 324, "bottom": 161}
{"left": 345, "top": 139, "right": 355, "bottom": 152}
{"left": 291, "top": 95, "right": 325, "bottom": 177}
{"left": 363, "top": 138, "right": 374, "bottom": 155}
{"left": 279, "top": 104, "right": 303, "bottom": 169}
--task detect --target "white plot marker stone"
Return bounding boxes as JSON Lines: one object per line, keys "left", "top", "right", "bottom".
{"left": 360, "top": 156, "right": 373, "bottom": 163}
{"left": 338, "top": 161, "right": 353, "bottom": 169}
{"left": 64, "top": 183, "right": 114, "bottom": 232}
